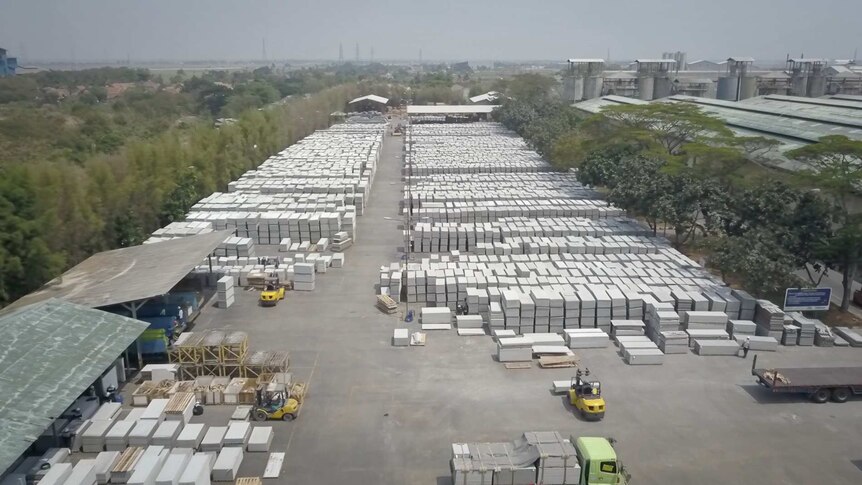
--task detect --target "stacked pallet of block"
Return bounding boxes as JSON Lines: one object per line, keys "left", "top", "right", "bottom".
{"left": 754, "top": 300, "right": 785, "bottom": 339}
{"left": 216, "top": 276, "right": 234, "bottom": 309}
{"left": 146, "top": 121, "right": 382, "bottom": 251}
{"left": 450, "top": 432, "right": 581, "bottom": 485}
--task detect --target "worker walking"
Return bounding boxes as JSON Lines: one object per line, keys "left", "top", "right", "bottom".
{"left": 741, "top": 337, "right": 751, "bottom": 359}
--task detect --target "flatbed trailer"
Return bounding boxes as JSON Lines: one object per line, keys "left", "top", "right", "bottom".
{"left": 751, "top": 355, "right": 862, "bottom": 403}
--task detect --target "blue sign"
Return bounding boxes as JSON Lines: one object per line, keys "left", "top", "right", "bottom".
{"left": 784, "top": 288, "right": 832, "bottom": 311}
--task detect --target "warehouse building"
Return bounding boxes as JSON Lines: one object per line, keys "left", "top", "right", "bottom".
{"left": 573, "top": 93, "right": 862, "bottom": 170}
{"left": 0, "top": 299, "right": 148, "bottom": 479}
{"left": 348, "top": 94, "right": 389, "bottom": 113}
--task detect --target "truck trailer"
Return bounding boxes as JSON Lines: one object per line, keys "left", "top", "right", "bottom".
{"left": 751, "top": 355, "right": 862, "bottom": 403}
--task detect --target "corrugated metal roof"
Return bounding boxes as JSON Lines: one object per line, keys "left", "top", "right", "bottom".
{"left": 789, "top": 58, "right": 827, "bottom": 63}
{"left": 406, "top": 105, "right": 497, "bottom": 115}
{"left": 727, "top": 57, "right": 755, "bottom": 63}
{"left": 348, "top": 94, "right": 389, "bottom": 105}
{"left": 2, "top": 230, "right": 231, "bottom": 312}
{"left": 0, "top": 299, "right": 148, "bottom": 476}
{"left": 469, "top": 91, "right": 501, "bottom": 103}
{"left": 567, "top": 59, "right": 605, "bottom": 64}
{"left": 636, "top": 59, "right": 676, "bottom": 64}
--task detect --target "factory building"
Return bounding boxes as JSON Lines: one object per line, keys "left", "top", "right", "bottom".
{"left": 662, "top": 51, "right": 687, "bottom": 71}
{"left": 716, "top": 57, "right": 758, "bottom": 101}
{"left": 0, "top": 47, "right": 17, "bottom": 77}
{"left": 562, "top": 59, "right": 605, "bottom": 102}
{"left": 787, "top": 58, "right": 828, "bottom": 97}
{"left": 635, "top": 59, "right": 677, "bottom": 100}
{"left": 348, "top": 94, "right": 390, "bottom": 113}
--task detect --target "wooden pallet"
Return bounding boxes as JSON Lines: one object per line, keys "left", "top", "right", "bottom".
{"left": 235, "top": 478, "right": 261, "bottom": 485}
{"left": 538, "top": 355, "right": 579, "bottom": 368}
{"left": 504, "top": 362, "right": 532, "bottom": 370}
{"left": 376, "top": 294, "right": 398, "bottom": 314}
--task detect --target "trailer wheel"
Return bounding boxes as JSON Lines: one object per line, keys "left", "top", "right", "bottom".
{"left": 810, "top": 388, "right": 830, "bottom": 403}
{"left": 831, "top": 387, "right": 851, "bottom": 403}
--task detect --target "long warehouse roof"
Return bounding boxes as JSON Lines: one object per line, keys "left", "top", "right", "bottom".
{"left": 0, "top": 299, "right": 148, "bottom": 476}
{"left": 407, "top": 105, "right": 498, "bottom": 115}
{"left": 349, "top": 94, "right": 389, "bottom": 105}
{"left": 2, "top": 230, "right": 231, "bottom": 312}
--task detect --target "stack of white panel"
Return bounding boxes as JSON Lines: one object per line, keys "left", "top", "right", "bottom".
{"left": 610, "top": 320, "right": 645, "bottom": 338}
{"left": 38, "top": 463, "right": 73, "bottom": 485}
{"left": 224, "top": 421, "right": 251, "bottom": 448}
{"left": 141, "top": 399, "right": 169, "bottom": 421}
{"left": 686, "top": 329, "right": 729, "bottom": 345}
{"left": 624, "top": 347, "right": 664, "bottom": 365}
{"left": 455, "top": 315, "right": 483, "bottom": 329}
{"left": 531, "top": 289, "right": 551, "bottom": 333}
{"left": 392, "top": 328, "right": 410, "bottom": 346}
{"left": 682, "top": 311, "right": 729, "bottom": 330}
{"left": 93, "top": 452, "right": 121, "bottom": 485}
{"left": 578, "top": 289, "right": 596, "bottom": 329}
{"left": 200, "top": 426, "right": 227, "bottom": 452}
{"left": 497, "top": 337, "right": 533, "bottom": 362}
{"left": 247, "top": 427, "right": 274, "bottom": 452}
{"left": 126, "top": 448, "right": 169, "bottom": 485}
{"left": 64, "top": 459, "right": 97, "bottom": 485}
{"left": 178, "top": 454, "right": 212, "bottom": 485}
{"left": 564, "top": 329, "right": 610, "bottom": 349}
{"left": 216, "top": 276, "right": 234, "bottom": 309}
{"left": 656, "top": 331, "right": 689, "bottom": 354}
{"left": 81, "top": 421, "right": 115, "bottom": 453}
{"left": 501, "top": 289, "right": 521, "bottom": 332}
{"left": 212, "top": 448, "right": 243, "bottom": 482}
{"left": 128, "top": 419, "right": 159, "bottom": 447}
{"left": 175, "top": 423, "right": 206, "bottom": 449}
{"left": 155, "top": 449, "right": 193, "bottom": 485}
{"left": 104, "top": 421, "right": 135, "bottom": 451}
{"left": 293, "top": 263, "right": 316, "bottom": 291}
{"left": 519, "top": 293, "right": 535, "bottom": 332}
{"left": 727, "top": 320, "right": 756, "bottom": 339}
{"left": 736, "top": 335, "right": 779, "bottom": 351}
{"left": 421, "top": 307, "right": 452, "bottom": 326}
{"left": 331, "top": 252, "right": 345, "bottom": 268}
{"left": 151, "top": 421, "right": 184, "bottom": 447}
{"left": 489, "top": 302, "right": 504, "bottom": 329}
{"left": 694, "top": 339, "right": 740, "bottom": 356}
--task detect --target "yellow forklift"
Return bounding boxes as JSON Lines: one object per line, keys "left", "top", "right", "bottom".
{"left": 569, "top": 368, "right": 605, "bottom": 421}
{"left": 259, "top": 283, "right": 286, "bottom": 307}
{"left": 251, "top": 381, "right": 306, "bottom": 421}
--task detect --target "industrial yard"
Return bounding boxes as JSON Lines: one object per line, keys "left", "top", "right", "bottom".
{"left": 2, "top": 108, "right": 861, "bottom": 485}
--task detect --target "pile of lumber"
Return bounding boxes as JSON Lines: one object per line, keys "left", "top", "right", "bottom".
{"left": 376, "top": 294, "right": 398, "bottom": 314}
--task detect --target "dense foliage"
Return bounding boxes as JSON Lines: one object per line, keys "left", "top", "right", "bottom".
{"left": 0, "top": 65, "right": 379, "bottom": 307}
{"left": 500, "top": 95, "right": 862, "bottom": 308}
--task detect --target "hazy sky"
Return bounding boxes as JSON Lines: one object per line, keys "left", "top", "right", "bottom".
{"left": 1, "top": 0, "right": 860, "bottom": 62}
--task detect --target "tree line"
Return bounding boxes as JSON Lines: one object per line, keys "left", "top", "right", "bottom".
{"left": 494, "top": 92, "right": 862, "bottom": 311}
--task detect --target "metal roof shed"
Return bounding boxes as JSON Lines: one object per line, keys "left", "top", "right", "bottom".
{"left": 2, "top": 230, "right": 232, "bottom": 316}
{"left": 0, "top": 299, "right": 148, "bottom": 476}
{"left": 348, "top": 94, "right": 389, "bottom": 105}
{"left": 406, "top": 105, "right": 497, "bottom": 115}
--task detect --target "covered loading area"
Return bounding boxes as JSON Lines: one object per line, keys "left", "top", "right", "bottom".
{"left": 406, "top": 104, "right": 498, "bottom": 122}
{"left": 0, "top": 299, "right": 148, "bottom": 479}
{"left": 1, "top": 230, "right": 232, "bottom": 361}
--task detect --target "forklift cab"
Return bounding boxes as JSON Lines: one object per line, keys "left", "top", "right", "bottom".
{"left": 569, "top": 368, "right": 605, "bottom": 420}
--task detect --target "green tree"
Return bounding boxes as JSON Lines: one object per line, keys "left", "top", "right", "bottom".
{"left": 599, "top": 102, "right": 732, "bottom": 156}
{"left": 788, "top": 135, "right": 862, "bottom": 310}
{"left": 505, "top": 73, "right": 558, "bottom": 101}
{"left": 159, "top": 167, "right": 200, "bottom": 226}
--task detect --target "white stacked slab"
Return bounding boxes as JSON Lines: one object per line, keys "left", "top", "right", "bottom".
{"left": 682, "top": 311, "right": 729, "bottom": 330}
{"left": 563, "top": 329, "right": 610, "bottom": 349}
{"left": 175, "top": 424, "right": 206, "bottom": 449}
{"left": 126, "top": 449, "right": 169, "bottom": 485}
{"left": 497, "top": 337, "right": 533, "bottom": 362}
{"left": 81, "top": 420, "right": 115, "bottom": 453}
{"left": 200, "top": 426, "right": 227, "bottom": 452}
{"left": 392, "top": 328, "right": 409, "bottom": 346}
{"left": 694, "top": 339, "right": 740, "bottom": 356}
{"left": 39, "top": 463, "right": 73, "bottom": 485}
{"left": 685, "top": 329, "right": 729, "bottom": 346}
{"left": 727, "top": 320, "right": 756, "bottom": 339}
{"left": 456, "top": 315, "right": 484, "bottom": 329}
{"left": 624, "top": 348, "right": 664, "bottom": 365}
{"left": 155, "top": 449, "right": 194, "bottom": 485}
{"left": 293, "top": 263, "right": 316, "bottom": 291}
{"left": 610, "top": 320, "right": 645, "bottom": 338}
{"left": 93, "top": 452, "right": 121, "bottom": 485}
{"left": 178, "top": 454, "right": 212, "bottom": 485}
{"left": 65, "top": 459, "right": 97, "bottom": 485}
{"left": 128, "top": 419, "right": 159, "bottom": 447}
{"left": 149, "top": 421, "right": 183, "bottom": 447}
{"left": 247, "top": 427, "right": 274, "bottom": 452}
{"left": 216, "top": 276, "right": 235, "bottom": 309}
{"left": 656, "top": 331, "right": 689, "bottom": 354}
{"left": 212, "top": 448, "right": 243, "bottom": 482}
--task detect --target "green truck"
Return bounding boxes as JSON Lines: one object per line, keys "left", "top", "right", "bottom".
{"left": 451, "top": 433, "right": 628, "bottom": 485}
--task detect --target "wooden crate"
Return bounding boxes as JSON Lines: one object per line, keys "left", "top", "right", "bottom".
{"left": 221, "top": 331, "right": 249, "bottom": 364}
{"left": 201, "top": 330, "right": 226, "bottom": 364}
{"left": 174, "top": 332, "right": 206, "bottom": 365}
